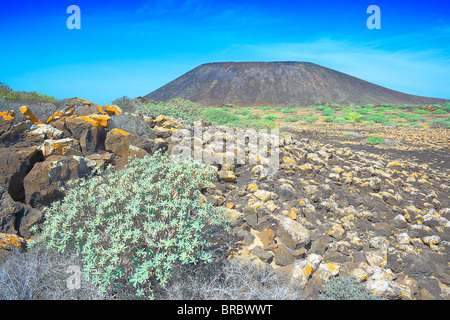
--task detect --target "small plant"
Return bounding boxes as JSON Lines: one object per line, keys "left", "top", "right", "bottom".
{"left": 412, "top": 110, "right": 429, "bottom": 114}
{"left": 30, "top": 152, "right": 230, "bottom": 299}
{"left": 234, "top": 108, "right": 253, "bottom": 116}
{"left": 320, "top": 276, "right": 382, "bottom": 300}
{"left": 364, "top": 120, "right": 376, "bottom": 125}
{"left": 301, "top": 116, "right": 318, "bottom": 123}
{"left": 321, "top": 107, "right": 335, "bottom": 116}
{"left": 356, "top": 108, "right": 372, "bottom": 115}
{"left": 323, "top": 116, "right": 336, "bottom": 122}
{"left": 366, "top": 136, "right": 385, "bottom": 145}
{"left": 203, "top": 108, "right": 241, "bottom": 125}
{"left": 432, "top": 109, "right": 446, "bottom": 114}
{"left": 282, "top": 108, "right": 294, "bottom": 114}
{"left": 283, "top": 117, "right": 300, "bottom": 122}
{"left": 247, "top": 119, "right": 276, "bottom": 130}
{"left": 263, "top": 114, "right": 280, "bottom": 121}
{"left": 363, "top": 113, "right": 389, "bottom": 123}
{"left": 343, "top": 112, "right": 363, "bottom": 123}
{"left": 429, "top": 117, "right": 450, "bottom": 129}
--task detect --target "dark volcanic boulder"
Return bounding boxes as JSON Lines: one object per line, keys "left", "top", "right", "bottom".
{"left": 0, "top": 186, "right": 42, "bottom": 238}
{"left": 23, "top": 155, "right": 93, "bottom": 209}
{"left": 0, "top": 146, "right": 44, "bottom": 201}
{"left": 0, "top": 110, "right": 15, "bottom": 135}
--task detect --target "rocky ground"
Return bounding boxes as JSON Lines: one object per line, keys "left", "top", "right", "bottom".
{"left": 0, "top": 99, "right": 449, "bottom": 300}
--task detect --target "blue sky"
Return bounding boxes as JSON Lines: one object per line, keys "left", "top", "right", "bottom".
{"left": 1, "top": 0, "right": 449, "bottom": 105}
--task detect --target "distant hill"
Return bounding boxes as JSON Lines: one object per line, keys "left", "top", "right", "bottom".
{"left": 145, "top": 62, "right": 449, "bottom": 107}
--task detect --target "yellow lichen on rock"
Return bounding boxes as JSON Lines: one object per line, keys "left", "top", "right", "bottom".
{"left": 19, "top": 106, "right": 43, "bottom": 124}
{"left": 87, "top": 114, "right": 110, "bottom": 127}
{"left": 111, "top": 128, "right": 131, "bottom": 136}
{"left": 0, "top": 110, "right": 15, "bottom": 121}
{"left": 104, "top": 105, "right": 123, "bottom": 116}
{"left": 0, "top": 233, "right": 25, "bottom": 250}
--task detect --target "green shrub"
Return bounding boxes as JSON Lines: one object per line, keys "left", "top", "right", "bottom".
{"left": 234, "top": 108, "right": 253, "bottom": 116}
{"left": 399, "top": 113, "right": 427, "bottom": 122}
{"left": 321, "top": 107, "right": 334, "bottom": 116}
{"left": 283, "top": 117, "right": 300, "bottom": 122}
{"left": 356, "top": 108, "right": 371, "bottom": 115}
{"left": 30, "top": 152, "right": 230, "bottom": 299}
{"left": 263, "top": 114, "right": 280, "bottom": 121}
{"left": 320, "top": 276, "right": 382, "bottom": 300}
{"left": 443, "top": 105, "right": 450, "bottom": 112}
{"left": 432, "top": 109, "right": 446, "bottom": 114}
{"left": 363, "top": 113, "right": 389, "bottom": 123}
{"left": 364, "top": 120, "right": 376, "bottom": 125}
{"left": 366, "top": 136, "right": 385, "bottom": 145}
{"left": 323, "top": 116, "right": 337, "bottom": 122}
{"left": 261, "top": 106, "right": 272, "bottom": 111}
{"left": 202, "top": 108, "right": 240, "bottom": 125}
{"left": 376, "top": 106, "right": 394, "bottom": 113}
{"left": 274, "top": 107, "right": 282, "bottom": 111}
{"left": 301, "top": 116, "right": 318, "bottom": 123}
{"left": 247, "top": 119, "right": 276, "bottom": 130}
{"left": 333, "top": 118, "right": 347, "bottom": 123}
{"left": 137, "top": 98, "right": 202, "bottom": 124}
{"left": 282, "top": 108, "right": 295, "bottom": 114}
{"left": 343, "top": 112, "right": 363, "bottom": 122}
{"left": 412, "top": 110, "right": 429, "bottom": 114}
{"left": 429, "top": 118, "right": 450, "bottom": 129}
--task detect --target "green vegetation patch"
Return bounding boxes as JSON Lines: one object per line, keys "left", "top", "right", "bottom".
{"left": 0, "top": 82, "right": 59, "bottom": 104}
{"left": 366, "top": 136, "right": 385, "bottom": 145}
{"left": 283, "top": 117, "right": 300, "bottom": 122}
{"left": 202, "top": 108, "right": 241, "bottom": 125}
{"left": 30, "top": 152, "right": 230, "bottom": 299}
{"left": 362, "top": 113, "right": 389, "bottom": 123}
{"left": 137, "top": 98, "right": 202, "bottom": 124}
{"left": 429, "top": 117, "right": 450, "bottom": 129}
{"left": 301, "top": 116, "right": 318, "bottom": 123}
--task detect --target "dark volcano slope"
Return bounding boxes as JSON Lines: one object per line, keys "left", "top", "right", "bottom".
{"left": 145, "top": 62, "right": 449, "bottom": 107}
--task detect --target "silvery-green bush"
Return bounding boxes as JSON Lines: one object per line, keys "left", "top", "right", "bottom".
{"left": 320, "top": 276, "right": 382, "bottom": 300}
{"left": 30, "top": 151, "right": 230, "bottom": 299}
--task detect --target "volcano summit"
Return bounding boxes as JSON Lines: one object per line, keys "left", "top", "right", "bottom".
{"left": 145, "top": 62, "right": 449, "bottom": 107}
